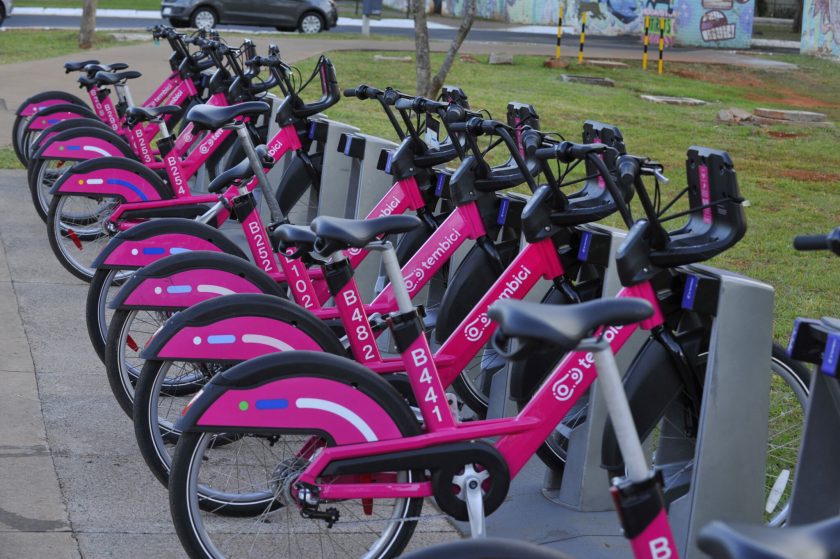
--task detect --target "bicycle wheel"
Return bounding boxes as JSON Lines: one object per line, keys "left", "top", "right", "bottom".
{"left": 86, "top": 268, "right": 129, "bottom": 362}
{"left": 134, "top": 359, "right": 224, "bottom": 485}
{"left": 169, "top": 357, "right": 428, "bottom": 558}
{"left": 47, "top": 194, "right": 121, "bottom": 282}
{"left": 29, "top": 157, "right": 77, "bottom": 223}
{"left": 519, "top": 344, "right": 811, "bottom": 526}
{"left": 104, "top": 308, "right": 194, "bottom": 417}
{"left": 597, "top": 343, "right": 810, "bottom": 526}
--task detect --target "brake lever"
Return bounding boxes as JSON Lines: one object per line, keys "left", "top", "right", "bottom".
{"left": 652, "top": 168, "right": 670, "bottom": 185}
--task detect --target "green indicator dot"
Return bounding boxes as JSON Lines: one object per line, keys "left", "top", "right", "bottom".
{"left": 238, "top": 401, "right": 249, "bottom": 411}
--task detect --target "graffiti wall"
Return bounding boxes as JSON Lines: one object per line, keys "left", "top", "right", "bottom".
{"left": 801, "top": 0, "right": 840, "bottom": 58}
{"left": 381, "top": 0, "right": 755, "bottom": 47}
{"left": 672, "top": 0, "right": 755, "bottom": 48}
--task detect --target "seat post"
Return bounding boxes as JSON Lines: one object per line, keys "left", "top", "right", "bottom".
{"left": 588, "top": 339, "right": 649, "bottom": 483}
{"left": 232, "top": 122, "right": 285, "bottom": 223}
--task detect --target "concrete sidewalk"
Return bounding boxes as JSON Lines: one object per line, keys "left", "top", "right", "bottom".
{"left": 0, "top": 170, "right": 78, "bottom": 558}
{"left": 0, "top": 35, "right": 796, "bottom": 148}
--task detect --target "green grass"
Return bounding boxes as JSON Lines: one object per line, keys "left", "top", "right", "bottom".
{"left": 0, "top": 29, "right": 138, "bottom": 64}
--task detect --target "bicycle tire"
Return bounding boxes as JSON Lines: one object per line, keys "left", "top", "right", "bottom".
{"left": 169, "top": 352, "right": 424, "bottom": 557}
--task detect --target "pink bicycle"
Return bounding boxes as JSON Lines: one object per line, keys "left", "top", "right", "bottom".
{"left": 27, "top": 30, "right": 246, "bottom": 222}
{"left": 44, "top": 46, "right": 317, "bottom": 282}
{"left": 14, "top": 25, "right": 207, "bottom": 168}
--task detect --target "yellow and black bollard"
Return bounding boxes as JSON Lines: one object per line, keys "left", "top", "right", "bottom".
{"left": 555, "top": 8, "right": 564, "bottom": 59}
{"left": 642, "top": 16, "right": 650, "bottom": 70}
{"left": 578, "top": 12, "right": 587, "bottom": 64}
{"left": 658, "top": 17, "right": 665, "bottom": 74}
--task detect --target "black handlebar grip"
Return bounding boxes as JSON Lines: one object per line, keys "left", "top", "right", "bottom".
{"left": 447, "top": 122, "right": 468, "bottom": 133}
{"left": 343, "top": 88, "right": 358, "bottom": 97}
{"left": 521, "top": 130, "right": 543, "bottom": 155}
{"left": 535, "top": 146, "right": 559, "bottom": 160}
{"left": 395, "top": 98, "right": 414, "bottom": 111}
{"left": 793, "top": 235, "right": 829, "bottom": 251}
{"left": 617, "top": 155, "right": 640, "bottom": 189}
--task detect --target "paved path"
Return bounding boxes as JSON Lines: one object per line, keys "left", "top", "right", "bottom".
{"left": 0, "top": 34, "right": 796, "bottom": 148}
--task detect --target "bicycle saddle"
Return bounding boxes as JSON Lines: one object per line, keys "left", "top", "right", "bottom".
{"left": 64, "top": 59, "right": 99, "bottom": 72}
{"left": 84, "top": 62, "right": 128, "bottom": 74}
{"left": 310, "top": 215, "right": 421, "bottom": 249}
{"left": 698, "top": 517, "right": 840, "bottom": 559}
{"left": 206, "top": 145, "right": 268, "bottom": 194}
{"left": 402, "top": 538, "right": 572, "bottom": 559}
{"left": 94, "top": 70, "right": 142, "bottom": 85}
{"left": 272, "top": 224, "right": 317, "bottom": 252}
{"left": 126, "top": 104, "right": 181, "bottom": 123}
{"left": 186, "top": 101, "right": 270, "bottom": 131}
{"left": 488, "top": 298, "right": 653, "bottom": 353}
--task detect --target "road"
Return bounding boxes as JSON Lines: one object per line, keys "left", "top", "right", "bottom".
{"left": 4, "top": 12, "right": 643, "bottom": 52}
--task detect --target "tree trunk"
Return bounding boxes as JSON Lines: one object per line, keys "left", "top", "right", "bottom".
{"left": 413, "top": 0, "right": 432, "bottom": 96}
{"left": 79, "top": 0, "right": 98, "bottom": 49}
{"left": 428, "top": 0, "right": 476, "bottom": 98}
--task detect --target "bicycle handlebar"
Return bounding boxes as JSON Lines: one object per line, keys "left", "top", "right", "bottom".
{"left": 533, "top": 141, "right": 608, "bottom": 162}
{"left": 794, "top": 227, "right": 840, "bottom": 255}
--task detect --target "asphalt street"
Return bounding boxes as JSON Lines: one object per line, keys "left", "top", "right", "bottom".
{"left": 4, "top": 13, "right": 642, "bottom": 52}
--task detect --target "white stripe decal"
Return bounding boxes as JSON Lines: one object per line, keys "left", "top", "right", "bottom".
{"left": 295, "top": 398, "right": 378, "bottom": 442}
{"left": 196, "top": 284, "right": 235, "bottom": 296}
{"left": 85, "top": 178, "right": 104, "bottom": 185}
{"left": 83, "top": 145, "right": 111, "bottom": 157}
{"left": 241, "top": 334, "right": 295, "bottom": 352}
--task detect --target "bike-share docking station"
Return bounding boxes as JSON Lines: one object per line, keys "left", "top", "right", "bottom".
{"left": 480, "top": 224, "right": 776, "bottom": 559}
{"left": 787, "top": 317, "right": 840, "bottom": 524}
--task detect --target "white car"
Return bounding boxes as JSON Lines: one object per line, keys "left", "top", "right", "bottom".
{"left": 0, "top": 0, "right": 12, "bottom": 25}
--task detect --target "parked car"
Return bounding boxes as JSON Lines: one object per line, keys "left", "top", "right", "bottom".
{"left": 160, "top": 0, "right": 337, "bottom": 33}
{"left": 0, "top": 0, "right": 12, "bottom": 26}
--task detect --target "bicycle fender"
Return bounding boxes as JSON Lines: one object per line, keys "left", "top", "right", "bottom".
{"left": 111, "top": 252, "right": 283, "bottom": 310}
{"left": 140, "top": 293, "right": 343, "bottom": 363}
{"left": 600, "top": 337, "right": 685, "bottom": 472}
{"left": 34, "top": 127, "right": 135, "bottom": 162}
{"left": 16, "top": 91, "right": 88, "bottom": 116}
{"left": 92, "top": 219, "right": 246, "bottom": 270}
{"left": 30, "top": 119, "right": 116, "bottom": 154}
{"left": 49, "top": 157, "right": 169, "bottom": 202}
{"left": 178, "top": 351, "right": 419, "bottom": 443}
{"left": 25, "top": 103, "right": 98, "bottom": 131}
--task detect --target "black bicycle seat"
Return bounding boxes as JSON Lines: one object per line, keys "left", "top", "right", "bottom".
{"left": 698, "top": 517, "right": 840, "bottom": 559}
{"left": 488, "top": 298, "right": 653, "bottom": 353}
{"left": 126, "top": 104, "right": 181, "bottom": 123}
{"left": 95, "top": 70, "right": 142, "bottom": 85}
{"left": 206, "top": 145, "right": 268, "bottom": 194}
{"left": 64, "top": 59, "right": 99, "bottom": 72}
{"left": 271, "top": 225, "right": 317, "bottom": 252}
{"left": 310, "top": 215, "right": 421, "bottom": 249}
{"left": 186, "top": 101, "right": 270, "bottom": 130}
{"left": 84, "top": 62, "right": 128, "bottom": 74}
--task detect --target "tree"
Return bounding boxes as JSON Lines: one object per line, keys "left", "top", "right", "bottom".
{"left": 412, "top": 0, "right": 477, "bottom": 98}
{"left": 79, "top": 0, "right": 98, "bottom": 49}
